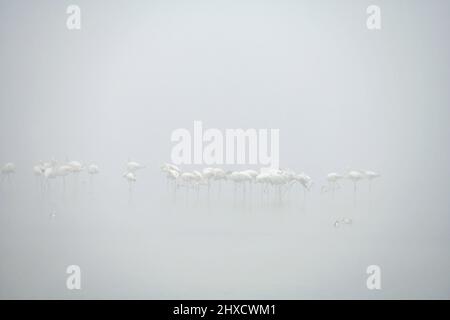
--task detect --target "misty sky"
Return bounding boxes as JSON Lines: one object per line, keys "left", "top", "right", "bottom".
{"left": 0, "top": 0, "right": 450, "bottom": 299}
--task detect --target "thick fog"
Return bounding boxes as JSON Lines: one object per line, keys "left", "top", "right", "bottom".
{"left": 1, "top": 0, "right": 450, "bottom": 299}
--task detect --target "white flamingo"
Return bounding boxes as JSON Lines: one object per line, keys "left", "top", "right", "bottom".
{"left": 255, "top": 171, "right": 272, "bottom": 205}
{"left": 293, "top": 172, "right": 313, "bottom": 199}
{"left": 192, "top": 171, "right": 207, "bottom": 202}
{"left": 87, "top": 163, "right": 100, "bottom": 193}
{"left": 241, "top": 169, "right": 258, "bottom": 180}
{"left": 126, "top": 161, "right": 145, "bottom": 173}
{"left": 161, "top": 163, "right": 180, "bottom": 173}
{"left": 294, "top": 172, "right": 312, "bottom": 210}
{"left": 33, "top": 162, "right": 45, "bottom": 192}
{"left": 179, "top": 172, "right": 197, "bottom": 186}
{"left": 123, "top": 171, "right": 137, "bottom": 203}
{"left": 87, "top": 163, "right": 100, "bottom": 175}
{"left": 346, "top": 169, "right": 366, "bottom": 206}
{"left": 123, "top": 171, "right": 137, "bottom": 184}
{"left": 1, "top": 163, "right": 16, "bottom": 187}
{"left": 161, "top": 163, "right": 180, "bottom": 199}
{"left": 268, "top": 170, "right": 290, "bottom": 205}
{"left": 123, "top": 160, "right": 145, "bottom": 203}
{"left": 334, "top": 217, "right": 353, "bottom": 228}
{"left": 255, "top": 169, "right": 286, "bottom": 206}
{"left": 241, "top": 169, "right": 258, "bottom": 204}
{"left": 56, "top": 164, "right": 72, "bottom": 195}
{"left": 67, "top": 161, "right": 84, "bottom": 173}
{"left": 227, "top": 171, "right": 252, "bottom": 206}
{"left": 202, "top": 167, "right": 216, "bottom": 204}
{"left": 66, "top": 160, "right": 84, "bottom": 195}
{"left": 43, "top": 161, "right": 58, "bottom": 193}
{"left": 212, "top": 168, "right": 227, "bottom": 199}
{"left": 178, "top": 172, "right": 202, "bottom": 204}
{"left": 164, "top": 167, "right": 180, "bottom": 202}
{"left": 364, "top": 170, "right": 381, "bottom": 192}
{"left": 364, "top": 170, "right": 381, "bottom": 210}
{"left": 323, "top": 172, "right": 344, "bottom": 198}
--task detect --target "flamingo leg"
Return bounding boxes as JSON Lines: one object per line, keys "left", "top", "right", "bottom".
{"left": 185, "top": 185, "right": 189, "bottom": 206}
{"left": 233, "top": 183, "right": 237, "bottom": 207}
{"left": 243, "top": 182, "right": 246, "bottom": 207}
{"left": 128, "top": 181, "right": 134, "bottom": 205}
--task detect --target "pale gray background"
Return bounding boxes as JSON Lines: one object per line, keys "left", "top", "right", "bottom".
{"left": 0, "top": 0, "right": 449, "bottom": 299}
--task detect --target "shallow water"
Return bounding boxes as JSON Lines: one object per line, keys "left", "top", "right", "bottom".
{"left": 0, "top": 176, "right": 449, "bottom": 299}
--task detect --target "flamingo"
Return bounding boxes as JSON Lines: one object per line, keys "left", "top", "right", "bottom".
{"left": 33, "top": 162, "right": 45, "bottom": 192}
{"left": 192, "top": 171, "right": 207, "bottom": 203}
{"left": 66, "top": 160, "right": 84, "bottom": 196}
{"left": 227, "top": 171, "right": 252, "bottom": 206}
{"left": 255, "top": 171, "right": 272, "bottom": 205}
{"left": 241, "top": 169, "right": 258, "bottom": 206}
{"left": 1, "top": 162, "right": 16, "bottom": 184}
{"left": 87, "top": 163, "right": 100, "bottom": 193}
{"left": 161, "top": 163, "right": 180, "bottom": 199}
{"left": 255, "top": 169, "right": 288, "bottom": 206}
{"left": 126, "top": 161, "right": 145, "bottom": 173}
{"left": 161, "top": 163, "right": 180, "bottom": 173}
{"left": 67, "top": 161, "right": 84, "bottom": 173}
{"left": 241, "top": 169, "right": 258, "bottom": 180}
{"left": 122, "top": 160, "right": 145, "bottom": 203}
{"left": 43, "top": 161, "right": 58, "bottom": 193}
{"left": 212, "top": 168, "right": 227, "bottom": 199}
{"left": 268, "top": 170, "right": 290, "bottom": 205}
{"left": 178, "top": 172, "right": 197, "bottom": 186}
{"left": 364, "top": 170, "right": 381, "bottom": 192}
{"left": 123, "top": 171, "right": 137, "bottom": 203}
{"left": 294, "top": 173, "right": 313, "bottom": 190}
{"left": 123, "top": 171, "right": 137, "bottom": 183}
{"left": 87, "top": 163, "right": 100, "bottom": 175}
{"left": 293, "top": 173, "right": 313, "bottom": 206}
{"left": 323, "top": 172, "right": 344, "bottom": 198}
{"left": 346, "top": 169, "right": 366, "bottom": 206}
{"left": 364, "top": 170, "right": 381, "bottom": 211}
{"left": 163, "top": 166, "right": 180, "bottom": 202}
{"left": 33, "top": 162, "right": 45, "bottom": 176}
{"left": 166, "top": 168, "right": 180, "bottom": 181}
{"left": 202, "top": 167, "right": 216, "bottom": 204}
{"left": 212, "top": 168, "right": 226, "bottom": 180}
{"left": 178, "top": 172, "right": 201, "bottom": 204}
{"left": 334, "top": 217, "right": 353, "bottom": 228}
{"left": 55, "top": 164, "right": 72, "bottom": 195}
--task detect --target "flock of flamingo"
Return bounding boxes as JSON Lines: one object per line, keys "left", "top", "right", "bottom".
{"left": 160, "top": 163, "right": 314, "bottom": 205}
{"left": 1, "top": 160, "right": 381, "bottom": 225}
{"left": 160, "top": 163, "right": 380, "bottom": 204}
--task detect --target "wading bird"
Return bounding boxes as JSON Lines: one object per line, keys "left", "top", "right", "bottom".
{"left": 123, "top": 171, "right": 137, "bottom": 204}
{"left": 227, "top": 171, "right": 252, "bottom": 206}
{"left": 178, "top": 171, "right": 204, "bottom": 204}
{"left": 364, "top": 170, "right": 381, "bottom": 192}
{"left": 67, "top": 161, "right": 84, "bottom": 173}
{"left": 161, "top": 163, "right": 180, "bottom": 202}
{"left": 126, "top": 161, "right": 145, "bottom": 173}
{"left": 33, "top": 162, "right": 46, "bottom": 192}
{"left": 323, "top": 172, "right": 344, "bottom": 198}
{"left": 1, "top": 162, "right": 16, "bottom": 186}
{"left": 56, "top": 164, "right": 72, "bottom": 195}
{"left": 87, "top": 163, "right": 100, "bottom": 193}
{"left": 346, "top": 169, "right": 366, "bottom": 206}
